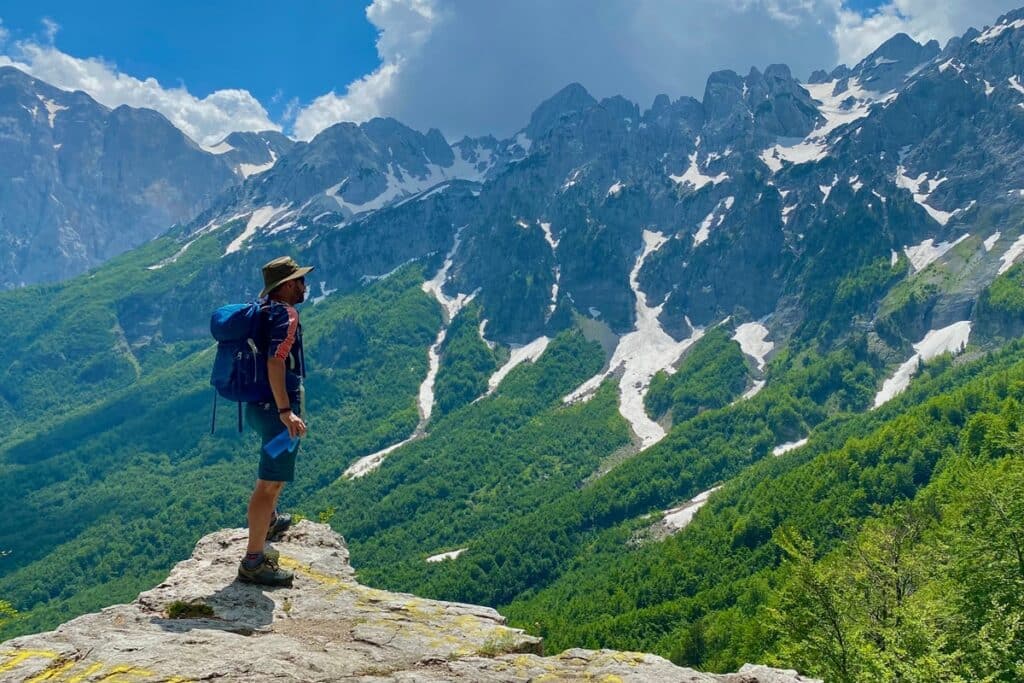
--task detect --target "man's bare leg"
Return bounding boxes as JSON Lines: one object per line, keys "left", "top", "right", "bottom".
{"left": 247, "top": 479, "right": 285, "bottom": 554}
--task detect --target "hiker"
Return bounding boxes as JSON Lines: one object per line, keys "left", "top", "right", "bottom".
{"left": 237, "top": 256, "right": 313, "bottom": 586}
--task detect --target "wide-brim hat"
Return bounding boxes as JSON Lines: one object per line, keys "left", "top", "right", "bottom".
{"left": 260, "top": 256, "right": 314, "bottom": 298}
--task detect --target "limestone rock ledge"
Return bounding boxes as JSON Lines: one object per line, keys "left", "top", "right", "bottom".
{"left": 0, "top": 522, "right": 820, "bottom": 682}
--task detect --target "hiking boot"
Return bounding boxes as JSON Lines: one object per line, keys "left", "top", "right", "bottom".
{"left": 237, "top": 553, "right": 293, "bottom": 587}
{"left": 266, "top": 513, "right": 293, "bottom": 541}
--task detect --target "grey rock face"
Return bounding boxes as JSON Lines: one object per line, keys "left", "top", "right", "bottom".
{"left": 241, "top": 116, "right": 508, "bottom": 222}
{"left": 140, "top": 6, "right": 1024, "bottom": 359}
{"left": 0, "top": 66, "right": 241, "bottom": 287}
{"left": 207, "top": 130, "right": 296, "bottom": 178}
{"left": 0, "top": 522, "right": 818, "bottom": 682}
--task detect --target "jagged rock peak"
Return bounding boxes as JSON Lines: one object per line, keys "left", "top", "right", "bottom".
{"left": 859, "top": 32, "right": 940, "bottom": 68}
{"left": 0, "top": 522, "right": 821, "bottom": 682}
{"left": 525, "top": 82, "right": 599, "bottom": 140}
{"left": 807, "top": 69, "right": 831, "bottom": 84}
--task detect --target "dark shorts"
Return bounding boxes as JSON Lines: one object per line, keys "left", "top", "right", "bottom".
{"left": 246, "top": 394, "right": 302, "bottom": 483}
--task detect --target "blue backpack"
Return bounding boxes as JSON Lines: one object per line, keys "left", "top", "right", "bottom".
{"left": 209, "top": 302, "right": 272, "bottom": 432}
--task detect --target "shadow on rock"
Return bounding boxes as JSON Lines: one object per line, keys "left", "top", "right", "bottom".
{"left": 152, "top": 579, "right": 278, "bottom": 635}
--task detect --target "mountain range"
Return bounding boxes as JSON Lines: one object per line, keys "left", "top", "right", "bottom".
{"left": 4, "top": 7, "right": 1024, "bottom": 681}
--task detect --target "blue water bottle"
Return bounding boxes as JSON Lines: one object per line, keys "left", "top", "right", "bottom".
{"left": 264, "top": 429, "right": 300, "bottom": 458}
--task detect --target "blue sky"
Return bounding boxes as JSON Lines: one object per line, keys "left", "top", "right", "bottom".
{"left": 0, "top": 0, "right": 381, "bottom": 122}
{"left": 1, "top": 1, "right": 1019, "bottom": 144}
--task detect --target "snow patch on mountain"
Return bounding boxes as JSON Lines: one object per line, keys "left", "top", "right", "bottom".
{"left": 514, "top": 132, "right": 532, "bottom": 153}
{"left": 974, "top": 18, "right": 1024, "bottom": 44}
{"left": 741, "top": 380, "right": 766, "bottom": 400}
{"left": 38, "top": 97, "right": 67, "bottom": 128}
{"left": 772, "top": 438, "right": 808, "bottom": 456}
{"left": 670, "top": 147, "right": 729, "bottom": 190}
{"left": 733, "top": 322, "right": 773, "bottom": 371}
{"left": 345, "top": 229, "right": 472, "bottom": 480}
{"left": 238, "top": 151, "right": 278, "bottom": 179}
{"left": 999, "top": 234, "right": 1024, "bottom": 274}
{"left": 874, "top": 321, "right": 972, "bottom": 408}
{"left": 662, "top": 486, "right": 722, "bottom": 531}
{"left": 487, "top": 337, "right": 550, "bottom": 394}
{"left": 360, "top": 257, "right": 419, "bottom": 285}
{"left": 310, "top": 281, "right": 338, "bottom": 305}
{"left": 478, "top": 320, "right": 496, "bottom": 350}
{"left": 895, "top": 166, "right": 954, "bottom": 225}
{"left": 422, "top": 228, "right": 472, "bottom": 321}
{"left": 693, "top": 196, "right": 734, "bottom": 247}
{"left": 564, "top": 230, "right": 704, "bottom": 448}
{"left": 539, "top": 221, "right": 560, "bottom": 250}
{"left": 537, "top": 221, "right": 561, "bottom": 319}
{"left": 449, "top": 144, "right": 495, "bottom": 181}
{"left": 344, "top": 437, "right": 415, "bottom": 480}
{"left": 984, "top": 232, "right": 1002, "bottom": 252}
{"left": 762, "top": 78, "right": 892, "bottom": 173}
{"left": 426, "top": 548, "right": 467, "bottom": 563}
{"left": 224, "top": 205, "right": 290, "bottom": 255}
{"left": 819, "top": 175, "right": 838, "bottom": 203}
{"left": 781, "top": 201, "right": 798, "bottom": 225}
{"left": 903, "top": 235, "right": 969, "bottom": 273}
{"left": 326, "top": 158, "right": 487, "bottom": 217}
{"left": 419, "top": 328, "right": 448, "bottom": 423}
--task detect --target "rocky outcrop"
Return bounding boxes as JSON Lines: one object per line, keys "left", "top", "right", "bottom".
{"left": 0, "top": 522, "right": 819, "bottom": 682}
{"left": 0, "top": 66, "right": 241, "bottom": 287}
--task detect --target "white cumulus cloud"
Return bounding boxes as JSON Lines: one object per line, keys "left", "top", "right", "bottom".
{"left": 833, "top": 0, "right": 1021, "bottom": 65}
{"left": 292, "top": 0, "right": 438, "bottom": 140}
{"left": 3, "top": 1, "right": 1021, "bottom": 147}
{"left": 0, "top": 37, "right": 279, "bottom": 146}
{"left": 290, "top": 0, "right": 1024, "bottom": 142}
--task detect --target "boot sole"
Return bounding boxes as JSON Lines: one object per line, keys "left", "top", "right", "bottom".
{"left": 236, "top": 572, "right": 294, "bottom": 587}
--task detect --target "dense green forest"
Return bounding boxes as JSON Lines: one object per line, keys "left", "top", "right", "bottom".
{"left": 4, "top": 213, "right": 1024, "bottom": 682}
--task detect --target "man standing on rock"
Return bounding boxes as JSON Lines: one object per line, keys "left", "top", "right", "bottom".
{"left": 238, "top": 256, "right": 312, "bottom": 586}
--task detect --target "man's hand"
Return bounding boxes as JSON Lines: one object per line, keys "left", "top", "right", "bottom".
{"left": 280, "top": 410, "right": 307, "bottom": 438}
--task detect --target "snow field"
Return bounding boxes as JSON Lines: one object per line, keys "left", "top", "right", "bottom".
{"left": 999, "top": 234, "right": 1024, "bottom": 274}
{"left": 772, "top": 438, "right": 808, "bottom": 456}
{"left": 693, "top": 197, "right": 734, "bottom": 247}
{"left": 903, "top": 235, "right": 969, "bottom": 273}
{"left": 662, "top": 486, "right": 723, "bottom": 531}
{"left": 669, "top": 145, "right": 729, "bottom": 190}
{"left": 224, "top": 205, "right": 290, "bottom": 256}
{"left": 345, "top": 229, "right": 472, "bottom": 479}
{"left": 563, "top": 230, "right": 704, "bottom": 448}
{"left": 732, "top": 323, "right": 773, "bottom": 371}
{"left": 741, "top": 380, "right": 766, "bottom": 400}
{"left": 895, "top": 166, "right": 954, "bottom": 225}
{"left": 487, "top": 337, "right": 551, "bottom": 395}
{"left": 426, "top": 548, "right": 467, "bottom": 563}
{"left": 39, "top": 97, "right": 67, "bottom": 127}
{"left": 984, "top": 232, "right": 1002, "bottom": 252}
{"left": 873, "top": 321, "right": 972, "bottom": 408}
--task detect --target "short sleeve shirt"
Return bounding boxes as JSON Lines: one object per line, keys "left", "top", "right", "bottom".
{"left": 259, "top": 299, "right": 305, "bottom": 398}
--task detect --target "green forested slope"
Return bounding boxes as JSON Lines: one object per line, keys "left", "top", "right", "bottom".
{"left": 498, "top": 343, "right": 1024, "bottom": 680}
{"left": 3, "top": 206, "right": 1024, "bottom": 683}
{"left": 0, "top": 253, "right": 441, "bottom": 637}
{"left": 1, "top": 230, "right": 632, "bottom": 641}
